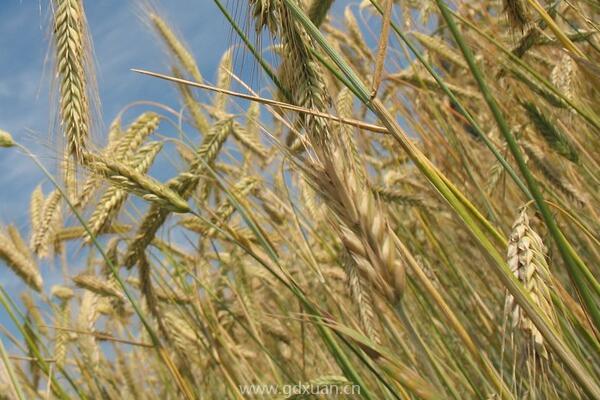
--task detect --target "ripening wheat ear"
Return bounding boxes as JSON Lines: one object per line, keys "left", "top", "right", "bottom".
{"left": 0, "top": 231, "right": 43, "bottom": 292}
{"left": 31, "top": 190, "right": 62, "bottom": 258}
{"left": 148, "top": 12, "right": 204, "bottom": 84}
{"left": 77, "top": 290, "right": 100, "bottom": 373}
{"left": 504, "top": 208, "right": 558, "bottom": 360}
{"left": 52, "top": 0, "right": 93, "bottom": 161}
{"left": 51, "top": 285, "right": 74, "bottom": 369}
{"left": 82, "top": 152, "right": 190, "bottom": 212}
{"left": 85, "top": 141, "right": 163, "bottom": 242}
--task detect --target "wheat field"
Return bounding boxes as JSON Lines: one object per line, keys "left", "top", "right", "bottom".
{"left": 0, "top": 0, "right": 599, "bottom": 399}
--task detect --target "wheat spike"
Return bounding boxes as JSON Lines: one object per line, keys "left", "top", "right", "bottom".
{"left": 411, "top": 31, "right": 468, "bottom": 69}
{"left": 247, "top": 1, "right": 405, "bottom": 304}
{"left": 82, "top": 152, "right": 190, "bottom": 212}
{"left": 77, "top": 290, "right": 100, "bottom": 372}
{"left": 111, "top": 112, "right": 160, "bottom": 162}
{"left": 505, "top": 208, "right": 557, "bottom": 359}
{"left": 72, "top": 274, "right": 125, "bottom": 302}
{"left": 232, "top": 120, "right": 268, "bottom": 160}
{"left": 551, "top": 53, "right": 578, "bottom": 103}
{"left": 213, "top": 47, "right": 233, "bottom": 113}
{"left": 31, "top": 190, "right": 62, "bottom": 257}
{"left": 53, "top": 296, "right": 71, "bottom": 370}
{"left": 30, "top": 186, "right": 44, "bottom": 236}
{"left": 0, "top": 232, "right": 42, "bottom": 291}
{"left": 52, "top": 0, "right": 92, "bottom": 161}
{"left": 21, "top": 293, "right": 47, "bottom": 336}
{"left": 85, "top": 141, "right": 163, "bottom": 242}
{"left": 149, "top": 12, "right": 204, "bottom": 84}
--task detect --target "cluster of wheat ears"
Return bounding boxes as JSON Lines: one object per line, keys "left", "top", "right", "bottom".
{"left": 0, "top": 0, "right": 599, "bottom": 398}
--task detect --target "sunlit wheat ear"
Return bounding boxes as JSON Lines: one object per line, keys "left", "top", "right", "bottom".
{"left": 21, "top": 292, "right": 47, "bottom": 336}
{"left": 31, "top": 190, "right": 62, "bottom": 258}
{"left": 111, "top": 112, "right": 160, "bottom": 162}
{"left": 173, "top": 67, "right": 211, "bottom": 134}
{"left": 213, "top": 47, "right": 233, "bottom": 113}
{"left": 334, "top": 179, "right": 406, "bottom": 305}
{"left": 51, "top": 285, "right": 73, "bottom": 369}
{"left": 0, "top": 231, "right": 42, "bottom": 291}
{"left": 502, "top": 0, "right": 531, "bottom": 31}
{"left": 335, "top": 87, "right": 364, "bottom": 182}
{"left": 7, "top": 225, "right": 33, "bottom": 263}
{"left": 52, "top": 0, "right": 93, "bottom": 161}
{"left": 232, "top": 120, "right": 268, "bottom": 160}
{"left": 551, "top": 53, "right": 578, "bottom": 103}
{"left": 85, "top": 141, "right": 163, "bottom": 242}
{"left": 504, "top": 208, "right": 557, "bottom": 360}
{"left": 343, "top": 252, "right": 381, "bottom": 344}
{"left": 76, "top": 112, "right": 159, "bottom": 208}
{"left": 72, "top": 273, "right": 125, "bottom": 302}
{"left": 163, "top": 310, "right": 205, "bottom": 356}
{"left": 77, "top": 290, "right": 100, "bottom": 373}
{"left": 410, "top": 31, "right": 468, "bottom": 69}
{"left": 123, "top": 118, "right": 233, "bottom": 267}
{"left": 148, "top": 12, "right": 204, "bottom": 84}
{"left": 29, "top": 185, "right": 44, "bottom": 236}
{"left": 82, "top": 152, "right": 190, "bottom": 212}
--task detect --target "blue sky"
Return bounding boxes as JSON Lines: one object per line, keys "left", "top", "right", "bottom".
{"left": 0, "top": 1, "right": 235, "bottom": 227}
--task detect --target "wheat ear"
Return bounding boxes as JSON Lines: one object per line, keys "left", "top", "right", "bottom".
{"left": 85, "top": 141, "right": 163, "bottom": 242}
{"left": 82, "top": 152, "right": 190, "bottom": 212}
{"left": 505, "top": 208, "right": 558, "bottom": 359}
{"left": 52, "top": 0, "right": 92, "bottom": 161}
{"left": 31, "top": 190, "right": 62, "bottom": 258}
{"left": 0, "top": 232, "right": 42, "bottom": 291}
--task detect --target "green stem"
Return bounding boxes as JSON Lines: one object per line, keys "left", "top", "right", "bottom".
{"left": 434, "top": 1, "right": 600, "bottom": 336}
